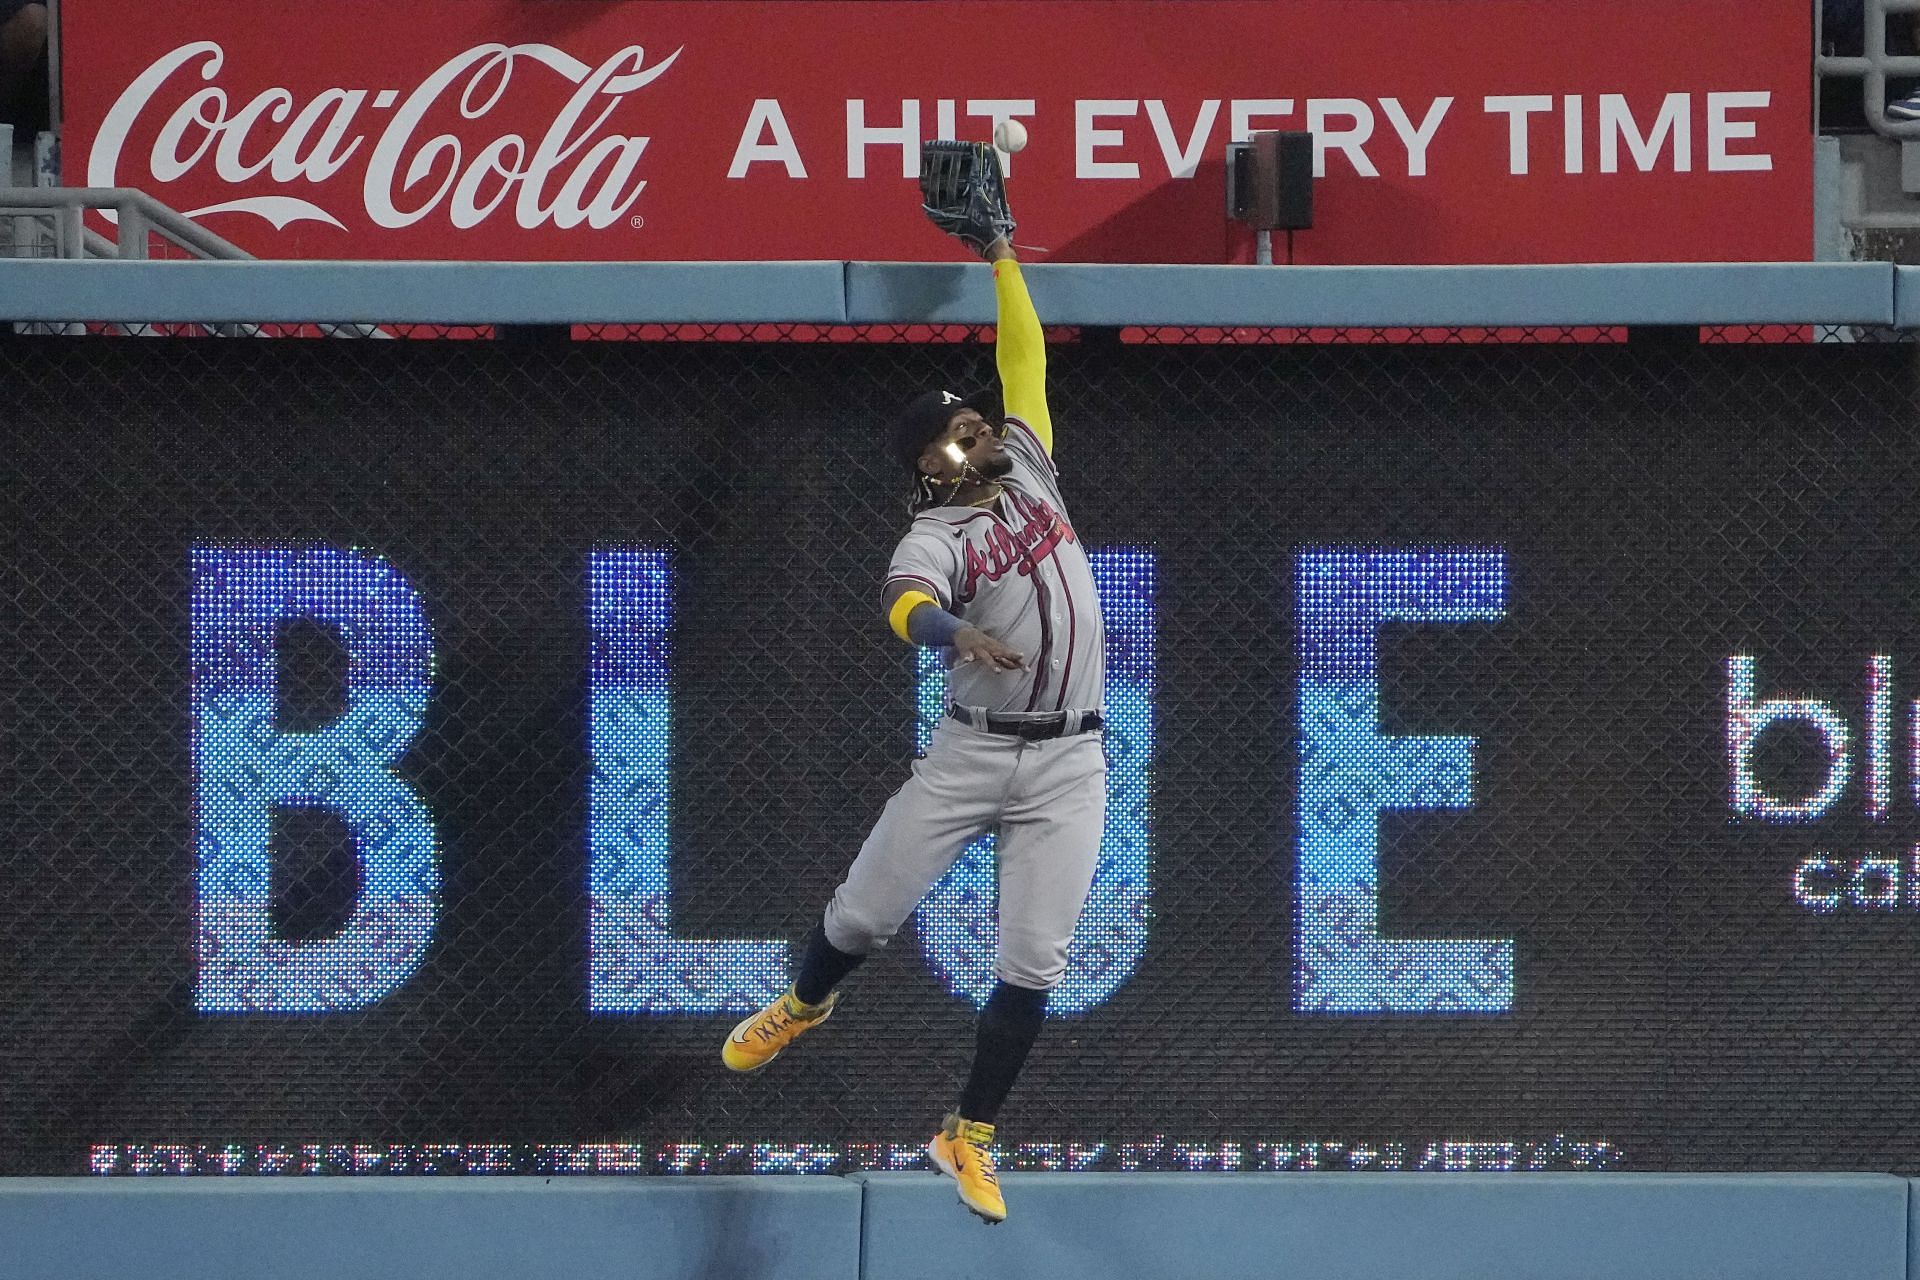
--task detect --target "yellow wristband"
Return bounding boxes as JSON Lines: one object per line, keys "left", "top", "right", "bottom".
{"left": 888, "top": 590, "right": 938, "bottom": 642}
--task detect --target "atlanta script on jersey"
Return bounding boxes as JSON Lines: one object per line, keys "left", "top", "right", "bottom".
{"left": 886, "top": 417, "right": 1105, "bottom": 715}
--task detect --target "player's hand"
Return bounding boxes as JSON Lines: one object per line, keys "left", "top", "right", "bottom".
{"left": 953, "top": 626, "right": 1025, "bottom": 670}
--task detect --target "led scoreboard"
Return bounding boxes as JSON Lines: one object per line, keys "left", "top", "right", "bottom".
{"left": 12, "top": 337, "right": 1920, "bottom": 1177}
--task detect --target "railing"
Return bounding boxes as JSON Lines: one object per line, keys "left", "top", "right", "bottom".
{"left": 0, "top": 186, "right": 251, "bottom": 260}
{"left": 1812, "top": 0, "right": 1920, "bottom": 228}
{"left": 1818, "top": 0, "right": 1920, "bottom": 139}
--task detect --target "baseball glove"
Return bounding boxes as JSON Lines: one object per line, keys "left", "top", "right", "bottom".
{"left": 920, "top": 140, "right": 1016, "bottom": 259}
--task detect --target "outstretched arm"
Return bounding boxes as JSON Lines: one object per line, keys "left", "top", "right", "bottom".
{"left": 989, "top": 240, "right": 1052, "bottom": 453}
{"left": 882, "top": 579, "right": 1026, "bottom": 670}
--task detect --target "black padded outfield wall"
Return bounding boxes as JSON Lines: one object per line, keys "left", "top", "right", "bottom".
{"left": 8, "top": 335, "right": 1920, "bottom": 1176}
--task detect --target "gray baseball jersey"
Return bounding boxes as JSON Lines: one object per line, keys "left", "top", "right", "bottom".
{"left": 885, "top": 416, "right": 1105, "bottom": 714}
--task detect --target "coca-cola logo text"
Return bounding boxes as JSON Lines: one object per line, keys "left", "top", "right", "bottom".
{"left": 87, "top": 40, "right": 681, "bottom": 232}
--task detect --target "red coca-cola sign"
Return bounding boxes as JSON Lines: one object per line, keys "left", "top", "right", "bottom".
{"left": 61, "top": 0, "right": 1810, "bottom": 263}
{"left": 84, "top": 41, "right": 678, "bottom": 238}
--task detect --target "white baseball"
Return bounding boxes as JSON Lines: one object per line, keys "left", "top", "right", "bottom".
{"left": 993, "top": 119, "right": 1029, "bottom": 154}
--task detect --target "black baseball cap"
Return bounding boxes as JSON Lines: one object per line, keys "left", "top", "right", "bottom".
{"left": 894, "top": 388, "right": 996, "bottom": 472}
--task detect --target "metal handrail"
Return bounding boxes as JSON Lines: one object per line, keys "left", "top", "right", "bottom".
{"left": 1816, "top": 0, "right": 1920, "bottom": 138}
{"left": 0, "top": 186, "right": 252, "bottom": 260}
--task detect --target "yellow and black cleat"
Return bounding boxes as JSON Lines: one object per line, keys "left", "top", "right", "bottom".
{"left": 722, "top": 987, "right": 838, "bottom": 1073}
{"left": 927, "top": 1112, "right": 1007, "bottom": 1224}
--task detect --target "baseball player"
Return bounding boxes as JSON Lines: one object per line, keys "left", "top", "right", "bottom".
{"left": 721, "top": 144, "right": 1106, "bottom": 1225}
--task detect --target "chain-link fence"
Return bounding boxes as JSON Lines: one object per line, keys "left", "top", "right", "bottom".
{"left": 8, "top": 328, "right": 1920, "bottom": 1176}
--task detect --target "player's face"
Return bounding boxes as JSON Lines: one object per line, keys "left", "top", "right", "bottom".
{"left": 924, "top": 409, "right": 1013, "bottom": 483}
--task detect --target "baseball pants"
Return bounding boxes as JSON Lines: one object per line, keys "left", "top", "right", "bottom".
{"left": 823, "top": 713, "right": 1107, "bottom": 990}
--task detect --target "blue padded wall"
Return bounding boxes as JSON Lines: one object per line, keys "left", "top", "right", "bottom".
{"left": 0, "top": 1176, "right": 864, "bottom": 1280}
{"left": 0, "top": 260, "right": 1900, "bottom": 327}
{"left": 854, "top": 1171, "right": 1910, "bottom": 1280}
{"left": 6, "top": 1170, "right": 1915, "bottom": 1279}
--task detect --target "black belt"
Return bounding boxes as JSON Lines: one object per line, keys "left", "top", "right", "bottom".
{"left": 947, "top": 705, "right": 1103, "bottom": 740}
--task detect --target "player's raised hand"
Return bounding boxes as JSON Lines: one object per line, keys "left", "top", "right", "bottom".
{"left": 920, "top": 140, "right": 1016, "bottom": 260}
{"left": 953, "top": 626, "right": 1025, "bottom": 670}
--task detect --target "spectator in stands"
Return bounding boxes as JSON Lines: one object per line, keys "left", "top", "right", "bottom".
{"left": 1891, "top": 30, "right": 1920, "bottom": 119}
{"left": 0, "top": 0, "right": 48, "bottom": 135}
{"left": 1826, "top": 0, "right": 1920, "bottom": 120}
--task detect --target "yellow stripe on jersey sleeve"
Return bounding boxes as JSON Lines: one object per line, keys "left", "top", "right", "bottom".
{"left": 888, "top": 590, "right": 938, "bottom": 643}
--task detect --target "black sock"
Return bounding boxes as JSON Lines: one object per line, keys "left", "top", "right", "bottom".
{"left": 792, "top": 923, "right": 865, "bottom": 1007}
{"left": 958, "top": 981, "right": 1049, "bottom": 1124}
